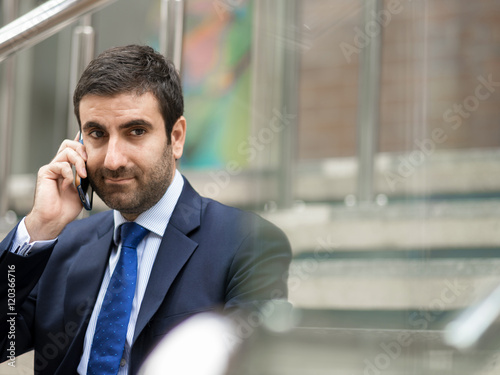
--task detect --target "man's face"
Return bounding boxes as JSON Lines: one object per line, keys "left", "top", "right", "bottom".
{"left": 79, "top": 92, "right": 185, "bottom": 220}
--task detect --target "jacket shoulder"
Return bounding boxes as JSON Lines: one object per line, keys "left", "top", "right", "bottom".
{"left": 58, "top": 211, "right": 114, "bottom": 244}
{"left": 200, "top": 196, "right": 289, "bottom": 244}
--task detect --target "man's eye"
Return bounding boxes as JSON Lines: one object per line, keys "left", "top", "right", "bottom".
{"left": 131, "top": 129, "right": 146, "bottom": 136}
{"left": 89, "top": 130, "right": 105, "bottom": 138}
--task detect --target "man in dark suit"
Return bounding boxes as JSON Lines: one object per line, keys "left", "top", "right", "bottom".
{"left": 0, "top": 45, "right": 291, "bottom": 374}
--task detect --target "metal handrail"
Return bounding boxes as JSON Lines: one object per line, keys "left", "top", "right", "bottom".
{"left": 0, "top": 0, "right": 118, "bottom": 64}
{"left": 0, "top": 0, "right": 118, "bottom": 223}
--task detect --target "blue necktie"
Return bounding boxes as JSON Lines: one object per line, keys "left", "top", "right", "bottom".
{"left": 87, "top": 222, "right": 149, "bottom": 375}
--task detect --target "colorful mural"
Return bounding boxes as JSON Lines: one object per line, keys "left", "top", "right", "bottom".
{"left": 181, "top": 0, "right": 253, "bottom": 168}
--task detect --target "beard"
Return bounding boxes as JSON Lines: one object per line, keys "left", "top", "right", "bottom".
{"left": 88, "top": 143, "right": 175, "bottom": 217}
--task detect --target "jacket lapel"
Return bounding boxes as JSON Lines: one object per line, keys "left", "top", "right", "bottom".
{"left": 133, "top": 179, "right": 202, "bottom": 343}
{"left": 62, "top": 216, "right": 114, "bottom": 358}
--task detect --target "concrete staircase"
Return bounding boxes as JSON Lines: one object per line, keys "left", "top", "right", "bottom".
{"left": 261, "top": 199, "right": 500, "bottom": 311}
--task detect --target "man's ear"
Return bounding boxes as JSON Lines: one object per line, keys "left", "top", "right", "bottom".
{"left": 171, "top": 116, "right": 186, "bottom": 160}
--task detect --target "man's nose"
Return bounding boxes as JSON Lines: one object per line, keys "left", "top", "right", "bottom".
{"left": 103, "top": 138, "right": 128, "bottom": 170}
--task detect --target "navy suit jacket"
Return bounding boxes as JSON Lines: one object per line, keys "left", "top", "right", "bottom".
{"left": 0, "top": 177, "right": 291, "bottom": 374}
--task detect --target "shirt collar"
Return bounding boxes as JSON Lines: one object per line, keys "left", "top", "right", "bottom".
{"left": 113, "top": 169, "right": 184, "bottom": 244}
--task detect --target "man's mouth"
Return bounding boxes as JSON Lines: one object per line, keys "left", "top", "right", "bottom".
{"left": 104, "top": 177, "right": 134, "bottom": 184}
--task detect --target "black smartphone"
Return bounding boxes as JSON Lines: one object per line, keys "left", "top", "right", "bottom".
{"left": 74, "top": 135, "right": 93, "bottom": 211}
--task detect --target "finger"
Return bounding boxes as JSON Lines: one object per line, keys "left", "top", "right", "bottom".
{"left": 74, "top": 131, "right": 80, "bottom": 142}
{"left": 60, "top": 164, "right": 76, "bottom": 191}
{"left": 52, "top": 148, "right": 87, "bottom": 178}
{"left": 56, "top": 139, "right": 72, "bottom": 154}
{"left": 56, "top": 139, "right": 87, "bottom": 162}
{"left": 40, "top": 162, "right": 76, "bottom": 190}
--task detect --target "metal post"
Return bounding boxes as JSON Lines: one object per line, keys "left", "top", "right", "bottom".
{"left": 159, "top": 0, "right": 169, "bottom": 58}
{"left": 172, "top": 0, "right": 184, "bottom": 70}
{"left": 276, "top": 0, "right": 299, "bottom": 209}
{"left": 0, "top": 0, "right": 19, "bottom": 225}
{"left": 67, "top": 14, "right": 95, "bottom": 137}
{"left": 356, "top": 0, "right": 383, "bottom": 204}
{"left": 159, "top": 0, "right": 184, "bottom": 69}
{"left": 251, "top": 0, "right": 298, "bottom": 209}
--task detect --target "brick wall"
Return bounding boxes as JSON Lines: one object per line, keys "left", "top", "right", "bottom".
{"left": 298, "top": 0, "right": 500, "bottom": 160}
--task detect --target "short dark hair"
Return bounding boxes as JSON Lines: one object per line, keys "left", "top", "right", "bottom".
{"left": 73, "top": 44, "right": 184, "bottom": 141}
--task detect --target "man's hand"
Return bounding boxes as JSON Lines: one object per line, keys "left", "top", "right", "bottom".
{"left": 25, "top": 133, "right": 88, "bottom": 241}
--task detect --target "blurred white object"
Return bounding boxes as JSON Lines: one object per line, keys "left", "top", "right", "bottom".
{"left": 445, "top": 283, "right": 500, "bottom": 350}
{"left": 138, "top": 312, "right": 240, "bottom": 375}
